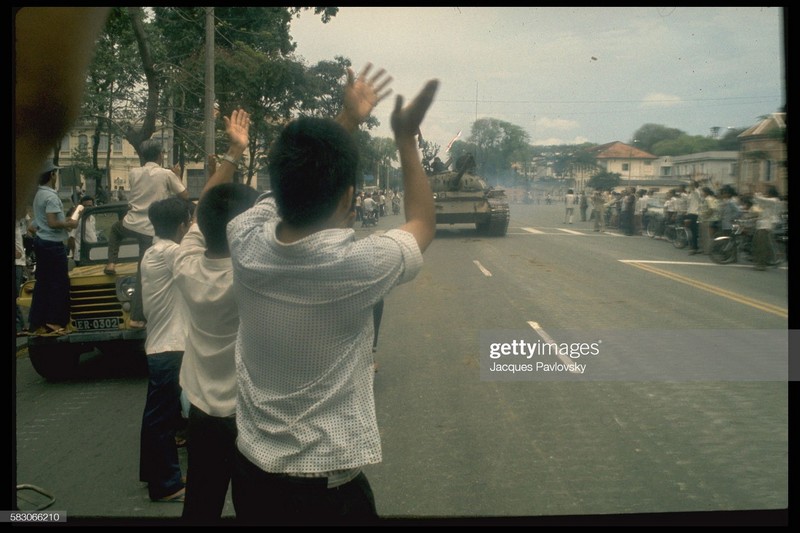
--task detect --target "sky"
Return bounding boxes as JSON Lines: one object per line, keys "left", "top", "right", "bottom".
{"left": 289, "top": 7, "right": 785, "bottom": 151}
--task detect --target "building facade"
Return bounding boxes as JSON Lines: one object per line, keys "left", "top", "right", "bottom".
{"left": 736, "top": 112, "right": 787, "bottom": 196}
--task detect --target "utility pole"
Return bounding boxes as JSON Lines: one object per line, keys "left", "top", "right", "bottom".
{"left": 204, "top": 7, "right": 215, "bottom": 178}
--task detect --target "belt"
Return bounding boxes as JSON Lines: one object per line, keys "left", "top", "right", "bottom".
{"left": 284, "top": 467, "right": 362, "bottom": 489}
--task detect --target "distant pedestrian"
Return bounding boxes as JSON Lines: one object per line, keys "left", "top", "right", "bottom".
{"left": 591, "top": 190, "right": 606, "bottom": 232}
{"left": 750, "top": 186, "right": 784, "bottom": 270}
{"left": 579, "top": 191, "right": 588, "bottom": 221}
{"left": 564, "top": 188, "right": 575, "bottom": 224}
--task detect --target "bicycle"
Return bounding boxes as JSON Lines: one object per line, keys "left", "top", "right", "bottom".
{"left": 662, "top": 216, "right": 691, "bottom": 249}
{"left": 711, "top": 217, "right": 786, "bottom": 266}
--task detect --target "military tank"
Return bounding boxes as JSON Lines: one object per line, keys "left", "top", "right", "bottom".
{"left": 427, "top": 154, "right": 510, "bottom": 236}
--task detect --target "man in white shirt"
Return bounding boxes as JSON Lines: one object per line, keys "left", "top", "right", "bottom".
{"left": 685, "top": 181, "right": 703, "bottom": 254}
{"left": 105, "top": 139, "right": 188, "bottom": 327}
{"left": 227, "top": 65, "right": 438, "bottom": 524}
{"left": 172, "top": 109, "right": 257, "bottom": 522}
{"left": 67, "top": 195, "right": 97, "bottom": 265}
{"left": 138, "top": 196, "right": 193, "bottom": 503}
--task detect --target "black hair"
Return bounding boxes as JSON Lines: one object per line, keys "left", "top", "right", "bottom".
{"left": 38, "top": 170, "right": 55, "bottom": 185}
{"left": 268, "top": 116, "right": 359, "bottom": 228}
{"left": 139, "top": 139, "right": 163, "bottom": 163}
{"left": 148, "top": 197, "right": 191, "bottom": 239}
{"left": 197, "top": 183, "right": 260, "bottom": 255}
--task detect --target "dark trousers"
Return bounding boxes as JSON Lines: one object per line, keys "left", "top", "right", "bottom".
{"left": 108, "top": 221, "right": 152, "bottom": 322}
{"left": 28, "top": 237, "right": 70, "bottom": 330}
{"left": 139, "top": 351, "right": 185, "bottom": 500}
{"left": 685, "top": 213, "right": 699, "bottom": 250}
{"left": 182, "top": 405, "right": 237, "bottom": 522}
{"left": 752, "top": 228, "right": 776, "bottom": 267}
{"left": 231, "top": 449, "right": 378, "bottom": 525}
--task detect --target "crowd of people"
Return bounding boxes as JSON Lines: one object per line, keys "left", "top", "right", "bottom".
{"left": 580, "top": 182, "right": 787, "bottom": 270}
{"left": 353, "top": 188, "right": 402, "bottom": 226}
{"left": 17, "top": 46, "right": 438, "bottom": 524}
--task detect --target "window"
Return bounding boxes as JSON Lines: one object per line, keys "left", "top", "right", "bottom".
{"left": 98, "top": 135, "right": 109, "bottom": 152}
{"left": 78, "top": 134, "right": 88, "bottom": 151}
{"left": 113, "top": 136, "right": 123, "bottom": 152}
{"left": 622, "top": 163, "right": 630, "bottom": 172}
{"left": 60, "top": 135, "right": 70, "bottom": 153}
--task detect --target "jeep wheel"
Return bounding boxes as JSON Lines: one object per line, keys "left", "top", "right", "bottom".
{"left": 28, "top": 343, "right": 86, "bottom": 381}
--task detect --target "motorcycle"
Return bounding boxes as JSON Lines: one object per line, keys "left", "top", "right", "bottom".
{"left": 361, "top": 209, "right": 379, "bottom": 227}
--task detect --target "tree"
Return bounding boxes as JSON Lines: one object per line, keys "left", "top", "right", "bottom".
{"left": 365, "top": 136, "right": 399, "bottom": 190}
{"left": 78, "top": 8, "right": 142, "bottom": 193}
{"left": 650, "top": 134, "right": 718, "bottom": 156}
{"left": 718, "top": 127, "right": 746, "bottom": 151}
{"left": 79, "top": 7, "right": 342, "bottom": 189}
{"left": 631, "top": 124, "right": 685, "bottom": 153}
{"left": 587, "top": 171, "right": 621, "bottom": 191}
{"left": 468, "top": 118, "right": 530, "bottom": 183}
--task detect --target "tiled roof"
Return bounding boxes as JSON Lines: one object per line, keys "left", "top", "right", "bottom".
{"left": 588, "top": 141, "right": 657, "bottom": 160}
{"left": 739, "top": 112, "right": 786, "bottom": 137}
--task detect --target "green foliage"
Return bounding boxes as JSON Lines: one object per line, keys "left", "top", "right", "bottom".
{"left": 468, "top": 118, "right": 530, "bottom": 180}
{"left": 362, "top": 136, "right": 399, "bottom": 190}
{"left": 631, "top": 124, "right": 684, "bottom": 153}
{"left": 650, "top": 134, "right": 719, "bottom": 156}
{"left": 587, "top": 171, "right": 621, "bottom": 191}
{"left": 718, "top": 127, "right": 746, "bottom": 150}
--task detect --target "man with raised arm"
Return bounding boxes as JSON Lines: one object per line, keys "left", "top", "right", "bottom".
{"left": 227, "top": 64, "right": 438, "bottom": 524}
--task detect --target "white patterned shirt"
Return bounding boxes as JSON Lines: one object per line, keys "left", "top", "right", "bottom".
{"left": 228, "top": 195, "right": 423, "bottom": 474}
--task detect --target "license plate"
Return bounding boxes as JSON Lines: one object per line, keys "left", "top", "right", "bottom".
{"left": 74, "top": 317, "right": 121, "bottom": 331}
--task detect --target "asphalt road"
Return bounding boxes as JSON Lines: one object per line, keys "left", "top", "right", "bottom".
{"left": 11, "top": 201, "right": 790, "bottom": 525}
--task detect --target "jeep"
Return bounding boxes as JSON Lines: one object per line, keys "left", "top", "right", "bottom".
{"left": 17, "top": 202, "right": 147, "bottom": 381}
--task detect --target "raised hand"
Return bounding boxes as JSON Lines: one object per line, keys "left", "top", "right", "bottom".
{"left": 341, "top": 63, "right": 393, "bottom": 127}
{"left": 224, "top": 108, "right": 250, "bottom": 151}
{"left": 391, "top": 80, "right": 439, "bottom": 139}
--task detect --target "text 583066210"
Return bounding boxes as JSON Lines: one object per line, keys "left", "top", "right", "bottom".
{"left": 1, "top": 511, "right": 67, "bottom": 523}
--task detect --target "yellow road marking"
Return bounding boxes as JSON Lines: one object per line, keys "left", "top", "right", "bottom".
{"left": 625, "top": 261, "right": 787, "bottom": 318}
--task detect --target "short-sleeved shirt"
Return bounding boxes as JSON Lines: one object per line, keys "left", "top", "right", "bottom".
{"left": 228, "top": 195, "right": 423, "bottom": 474}
{"left": 69, "top": 215, "right": 96, "bottom": 262}
{"left": 123, "top": 162, "right": 186, "bottom": 236}
{"left": 141, "top": 236, "right": 188, "bottom": 355}
{"left": 32, "top": 185, "right": 68, "bottom": 243}
{"left": 174, "top": 224, "right": 239, "bottom": 417}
